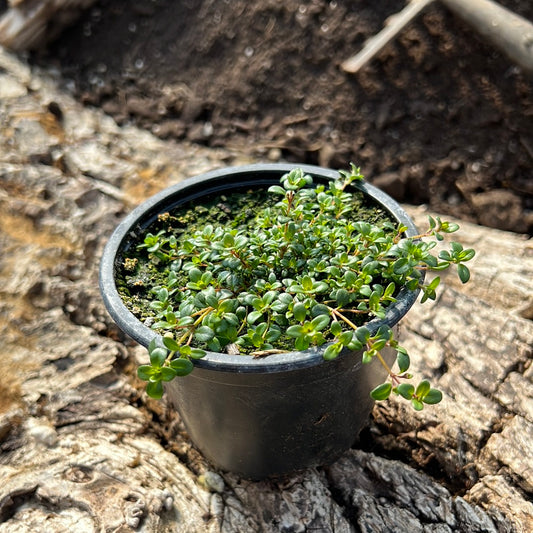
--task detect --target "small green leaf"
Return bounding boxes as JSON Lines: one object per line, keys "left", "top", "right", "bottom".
{"left": 293, "top": 302, "right": 307, "bottom": 322}
{"left": 286, "top": 324, "right": 304, "bottom": 337}
{"left": 338, "top": 331, "right": 354, "bottom": 346}
{"left": 149, "top": 347, "right": 168, "bottom": 367}
{"left": 170, "top": 358, "right": 194, "bottom": 376}
{"left": 330, "top": 320, "right": 343, "bottom": 337}
{"left": 396, "top": 383, "right": 414, "bottom": 400}
{"left": 247, "top": 310, "right": 263, "bottom": 324}
{"left": 323, "top": 343, "right": 342, "bottom": 361}
{"left": 190, "top": 348, "right": 207, "bottom": 359}
{"left": 188, "top": 268, "right": 203, "bottom": 282}
{"left": 301, "top": 275, "right": 313, "bottom": 292}
{"left": 137, "top": 365, "right": 154, "bottom": 381}
{"left": 223, "top": 232, "right": 235, "bottom": 247}
{"left": 396, "top": 349, "right": 410, "bottom": 373}
{"left": 371, "top": 338, "right": 387, "bottom": 351}
{"left": 163, "top": 336, "right": 181, "bottom": 352}
{"left": 268, "top": 185, "right": 287, "bottom": 196}
{"left": 194, "top": 325, "right": 215, "bottom": 342}
{"left": 371, "top": 382, "right": 392, "bottom": 401}
{"left": 311, "top": 314, "right": 330, "bottom": 331}
{"left": 295, "top": 335, "right": 310, "bottom": 351}
{"left": 335, "top": 288, "right": 351, "bottom": 307}
{"left": 411, "top": 398, "right": 424, "bottom": 411}
{"left": 415, "top": 380, "right": 431, "bottom": 398}
{"left": 362, "top": 350, "right": 373, "bottom": 364}
{"left": 146, "top": 380, "right": 164, "bottom": 399}
{"left": 347, "top": 339, "right": 363, "bottom": 351}
{"left": 355, "top": 326, "right": 370, "bottom": 344}
{"left": 160, "top": 366, "right": 177, "bottom": 381}
{"left": 423, "top": 388, "right": 443, "bottom": 405}
{"left": 457, "top": 264, "right": 471, "bottom": 283}
{"left": 393, "top": 258, "right": 410, "bottom": 275}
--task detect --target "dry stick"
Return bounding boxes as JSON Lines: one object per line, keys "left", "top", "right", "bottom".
{"left": 442, "top": 0, "right": 533, "bottom": 76}
{"left": 340, "top": 0, "right": 435, "bottom": 74}
{"left": 341, "top": 0, "right": 533, "bottom": 76}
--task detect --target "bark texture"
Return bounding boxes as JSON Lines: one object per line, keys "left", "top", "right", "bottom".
{"left": 0, "top": 48, "right": 532, "bottom": 532}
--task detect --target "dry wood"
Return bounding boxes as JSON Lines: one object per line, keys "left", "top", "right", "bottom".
{"left": 341, "top": 0, "right": 533, "bottom": 75}
{"left": 0, "top": 0, "right": 97, "bottom": 50}
{"left": 341, "top": 0, "right": 435, "bottom": 74}
{"left": 0, "top": 49, "right": 532, "bottom": 532}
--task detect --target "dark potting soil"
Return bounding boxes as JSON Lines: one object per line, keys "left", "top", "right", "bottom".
{"left": 32, "top": 0, "right": 533, "bottom": 234}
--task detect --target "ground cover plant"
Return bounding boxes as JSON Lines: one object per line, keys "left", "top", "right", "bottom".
{"left": 119, "top": 166, "right": 475, "bottom": 409}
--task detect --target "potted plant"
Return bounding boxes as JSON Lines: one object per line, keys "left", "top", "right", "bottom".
{"left": 99, "top": 163, "right": 474, "bottom": 479}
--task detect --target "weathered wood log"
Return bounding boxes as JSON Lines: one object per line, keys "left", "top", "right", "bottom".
{"left": 0, "top": 0, "right": 97, "bottom": 51}
{"left": 0, "top": 48, "right": 531, "bottom": 532}
{"left": 342, "top": 0, "right": 533, "bottom": 75}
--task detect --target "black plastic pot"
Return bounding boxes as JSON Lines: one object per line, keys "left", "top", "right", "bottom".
{"left": 100, "top": 163, "right": 421, "bottom": 479}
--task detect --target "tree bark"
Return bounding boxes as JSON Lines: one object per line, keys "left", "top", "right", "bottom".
{"left": 0, "top": 48, "right": 531, "bottom": 532}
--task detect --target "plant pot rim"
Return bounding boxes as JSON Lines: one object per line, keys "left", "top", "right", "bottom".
{"left": 99, "top": 162, "right": 421, "bottom": 373}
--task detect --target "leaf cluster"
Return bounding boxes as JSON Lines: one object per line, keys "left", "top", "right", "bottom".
{"left": 125, "top": 165, "right": 475, "bottom": 408}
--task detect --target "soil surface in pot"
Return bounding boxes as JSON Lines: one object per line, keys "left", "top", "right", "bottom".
{"left": 32, "top": 0, "right": 533, "bottom": 234}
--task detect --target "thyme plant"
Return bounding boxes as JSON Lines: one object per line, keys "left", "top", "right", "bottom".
{"left": 125, "top": 166, "right": 474, "bottom": 409}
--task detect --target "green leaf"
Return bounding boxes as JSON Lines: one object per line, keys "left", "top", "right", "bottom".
{"left": 293, "top": 302, "right": 307, "bottom": 322}
{"left": 148, "top": 337, "right": 159, "bottom": 354}
{"left": 384, "top": 282, "right": 396, "bottom": 298}
{"left": 163, "top": 336, "right": 181, "bottom": 352}
{"left": 286, "top": 325, "right": 304, "bottom": 337}
{"left": 371, "top": 382, "right": 392, "bottom": 401}
{"left": 423, "top": 388, "right": 443, "bottom": 405}
{"left": 190, "top": 348, "right": 207, "bottom": 359}
{"left": 188, "top": 268, "right": 203, "bottom": 283}
{"left": 330, "top": 320, "right": 343, "bottom": 337}
{"left": 362, "top": 350, "right": 373, "bottom": 364}
{"left": 146, "top": 380, "right": 164, "bottom": 399}
{"left": 393, "top": 258, "right": 410, "bottom": 275}
{"left": 396, "top": 383, "right": 414, "bottom": 400}
{"left": 355, "top": 327, "right": 370, "bottom": 344}
{"left": 457, "top": 264, "right": 470, "bottom": 283}
{"left": 338, "top": 331, "right": 354, "bottom": 346}
{"left": 170, "top": 358, "right": 194, "bottom": 376}
{"left": 311, "top": 314, "right": 330, "bottom": 331}
{"left": 335, "top": 288, "right": 350, "bottom": 307}
{"left": 347, "top": 339, "right": 363, "bottom": 351}
{"left": 396, "top": 350, "right": 410, "bottom": 373}
{"left": 411, "top": 398, "right": 424, "bottom": 411}
{"left": 137, "top": 365, "right": 154, "bottom": 381}
{"left": 156, "top": 287, "right": 169, "bottom": 302}
{"left": 222, "top": 232, "right": 235, "bottom": 247}
{"left": 415, "top": 380, "right": 431, "bottom": 398}
{"left": 149, "top": 347, "right": 168, "bottom": 367}
{"left": 372, "top": 338, "right": 387, "bottom": 351}
{"left": 207, "top": 337, "right": 221, "bottom": 352}
{"left": 160, "top": 366, "right": 177, "bottom": 381}
{"left": 247, "top": 310, "right": 263, "bottom": 324}
{"left": 301, "top": 275, "right": 313, "bottom": 292}
{"left": 295, "top": 335, "right": 310, "bottom": 351}
{"left": 268, "top": 185, "right": 287, "bottom": 196}
{"left": 194, "top": 326, "right": 215, "bottom": 342}
{"left": 323, "top": 343, "right": 342, "bottom": 361}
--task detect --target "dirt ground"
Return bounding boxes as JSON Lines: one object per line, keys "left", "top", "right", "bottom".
{"left": 33, "top": 0, "right": 533, "bottom": 234}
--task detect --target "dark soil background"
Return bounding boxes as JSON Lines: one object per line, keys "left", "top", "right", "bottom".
{"left": 33, "top": 0, "right": 533, "bottom": 233}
